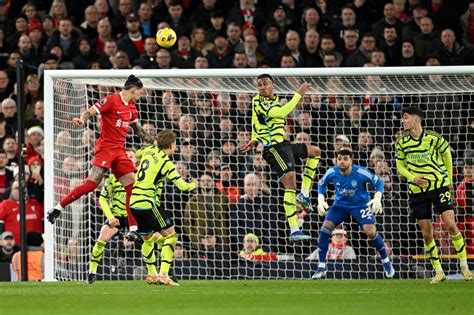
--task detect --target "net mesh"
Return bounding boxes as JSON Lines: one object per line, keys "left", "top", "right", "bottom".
{"left": 48, "top": 72, "right": 474, "bottom": 280}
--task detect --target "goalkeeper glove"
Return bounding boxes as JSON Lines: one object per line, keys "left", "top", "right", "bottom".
{"left": 317, "top": 194, "right": 329, "bottom": 216}
{"left": 367, "top": 192, "right": 383, "bottom": 214}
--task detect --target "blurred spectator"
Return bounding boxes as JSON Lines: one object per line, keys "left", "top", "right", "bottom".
{"left": 194, "top": 55, "right": 209, "bottom": 69}
{"left": 354, "top": 130, "right": 375, "bottom": 167}
{"left": 267, "top": 5, "right": 295, "bottom": 40}
{"left": 174, "top": 240, "right": 188, "bottom": 261}
{"left": 434, "top": 28, "right": 469, "bottom": 65}
{"left": 12, "top": 231, "right": 44, "bottom": 281}
{"left": 0, "top": 114, "right": 12, "bottom": 148}
{"left": 430, "top": 0, "right": 462, "bottom": 39}
{"left": 6, "top": 16, "right": 28, "bottom": 49}
{"left": 163, "top": 0, "right": 191, "bottom": 37}
{"left": 41, "top": 16, "right": 56, "bottom": 40}
{"left": 189, "top": 0, "right": 219, "bottom": 30}
{"left": 155, "top": 48, "right": 172, "bottom": 69}
{"left": 380, "top": 25, "right": 401, "bottom": 66}
{"left": 257, "top": 24, "right": 281, "bottom": 67}
{"left": 28, "top": 22, "right": 46, "bottom": 57}
{"left": 413, "top": 17, "right": 440, "bottom": 61}
{"left": 98, "top": 38, "right": 117, "bottom": 68}
{"left": 80, "top": 5, "right": 100, "bottom": 40}
{"left": 341, "top": 28, "right": 358, "bottom": 65}
{"left": 330, "top": 4, "right": 368, "bottom": 48}
{"left": 49, "top": 0, "right": 68, "bottom": 27}
{"left": 346, "top": 33, "right": 376, "bottom": 67}
{"left": 457, "top": 158, "right": 474, "bottom": 216}
{"left": 460, "top": 2, "right": 474, "bottom": 50}
{"left": 191, "top": 27, "right": 214, "bottom": 57}
{"left": 281, "top": 30, "right": 303, "bottom": 66}
{"left": 243, "top": 34, "right": 262, "bottom": 68}
{"left": 300, "top": 7, "right": 322, "bottom": 36}
{"left": 226, "top": 0, "right": 265, "bottom": 34}
{"left": 0, "top": 180, "right": 43, "bottom": 242}
{"left": 171, "top": 35, "right": 203, "bottom": 69}
{"left": 17, "top": 35, "right": 41, "bottom": 69}
{"left": 400, "top": 39, "right": 418, "bottom": 66}
{"left": 137, "top": 2, "right": 154, "bottom": 38}
{"left": 393, "top": 0, "right": 410, "bottom": 23}
{"left": 327, "top": 229, "right": 357, "bottom": 260}
{"left": 403, "top": 5, "right": 428, "bottom": 41}
{"left": 0, "top": 149, "right": 14, "bottom": 200}
{"left": 4, "top": 52, "right": 21, "bottom": 84}
{"left": 71, "top": 37, "right": 96, "bottom": 70}
{"left": 207, "top": 31, "right": 234, "bottom": 68}
{"left": 302, "top": 29, "right": 322, "bottom": 67}
{"left": 1, "top": 98, "right": 17, "bottom": 134}
{"left": 96, "top": 18, "right": 113, "bottom": 54}
{"left": 232, "top": 51, "right": 249, "bottom": 68}
{"left": 111, "top": 50, "right": 131, "bottom": 69}
{"left": 21, "top": 3, "right": 40, "bottom": 24}
{"left": 0, "top": 71, "right": 13, "bottom": 102}
{"left": 45, "top": 18, "right": 80, "bottom": 62}
{"left": 117, "top": 13, "right": 144, "bottom": 64}
{"left": 111, "top": 0, "right": 134, "bottom": 38}
{"left": 370, "top": 49, "right": 386, "bottom": 66}
{"left": 95, "top": 0, "right": 114, "bottom": 20}
{"left": 230, "top": 173, "right": 279, "bottom": 253}
{"left": 239, "top": 233, "right": 277, "bottom": 261}
{"left": 371, "top": 3, "right": 403, "bottom": 43}
{"left": 206, "top": 9, "right": 226, "bottom": 42}
{"left": 3, "top": 136, "right": 18, "bottom": 167}
{"left": 280, "top": 52, "right": 297, "bottom": 68}
{"left": 183, "top": 173, "right": 230, "bottom": 255}
{"left": 226, "top": 22, "right": 244, "bottom": 52}
{"left": 0, "top": 231, "right": 19, "bottom": 263}
{"left": 215, "top": 165, "right": 240, "bottom": 203}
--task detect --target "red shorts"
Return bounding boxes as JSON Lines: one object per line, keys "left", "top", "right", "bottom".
{"left": 92, "top": 141, "right": 136, "bottom": 180}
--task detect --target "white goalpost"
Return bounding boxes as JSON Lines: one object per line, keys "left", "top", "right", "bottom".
{"left": 44, "top": 66, "right": 474, "bottom": 282}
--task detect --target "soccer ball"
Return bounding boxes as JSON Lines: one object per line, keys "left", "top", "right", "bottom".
{"left": 156, "top": 27, "right": 177, "bottom": 48}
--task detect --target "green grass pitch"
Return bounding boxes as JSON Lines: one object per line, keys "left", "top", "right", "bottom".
{"left": 1, "top": 280, "right": 473, "bottom": 315}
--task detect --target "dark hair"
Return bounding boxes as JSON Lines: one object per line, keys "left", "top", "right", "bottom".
{"left": 155, "top": 130, "right": 176, "bottom": 150}
{"left": 26, "top": 231, "right": 43, "bottom": 247}
{"left": 42, "top": 53, "right": 59, "bottom": 63}
{"left": 403, "top": 106, "right": 424, "bottom": 119}
{"left": 0, "top": 149, "right": 6, "bottom": 155}
{"left": 337, "top": 149, "right": 354, "bottom": 158}
{"left": 257, "top": 73, "right": 273, "bottom": 82}
{"left": 124, "top": 75, "right": 143, "bottom": 90}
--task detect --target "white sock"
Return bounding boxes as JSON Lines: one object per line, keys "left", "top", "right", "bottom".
{"left": 301, "top": 189, "right": 310, "bottom": 197}
{"left": 290, "top": 226, "right": 299, "bottom": 233}
{"left": 382, "top": 257, "right": 390, "bottom": 263}
{"left": 318, "top": 262, "right": 326, "bottom": 269}
{"left": 55, "top": 204, "right": 64, "bottom": 211}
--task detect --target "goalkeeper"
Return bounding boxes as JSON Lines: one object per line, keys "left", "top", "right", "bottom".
{"left": 130, "top": 130, "right": 197, "bottom": 286}
{"left": 88, "top": 149, "right": 139, "bottom": 284}
{"left": 313, "top": 148, "right": 394, "bottom": 279}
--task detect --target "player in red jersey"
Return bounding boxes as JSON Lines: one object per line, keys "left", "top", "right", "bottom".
{"left": 47, "top": 75, "right": 153, "bottom": 244}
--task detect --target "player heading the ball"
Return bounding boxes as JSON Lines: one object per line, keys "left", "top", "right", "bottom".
{"left": 47, "top": 75, "right": 154, "bottom": 245}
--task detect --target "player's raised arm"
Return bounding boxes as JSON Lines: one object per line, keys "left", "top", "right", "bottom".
{"left": 266, "top": 82, "right": 312, "bottom": 119}
{"left": 72, "top": 107, "right": 97, "bottom": 127}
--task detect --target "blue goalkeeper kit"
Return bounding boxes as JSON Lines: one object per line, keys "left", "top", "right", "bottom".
{"left": 318, "top": 165, "right": 384, "bottom": 225}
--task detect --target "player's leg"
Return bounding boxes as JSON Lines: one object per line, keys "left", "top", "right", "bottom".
{"left": 156, "top": 227, "right": 179, "bottom": 286}
{"left": 312, "top": 219, "right": 336, "bottom": 279}
{"left": 88, "top": 223, "right": 119, "bottom": 284}
{"left": 141, "top": 232, "right": 159, "bottom": 282}
{"left": 47, "top": 166, "right": 106, "bottom": 224}
{"left": 362, "top": 224, "right": 394, "bottom": 278}
{"left": 418, "top": 218, "right": 445, "bottom": 283}
{"left": 281, "top": 171, "right": 310, "bottom": 241}
{"left": 297, "top": 144, "right": 321, "bottom": 212}
{"left": 119, "top": 173, "right": 142, "bottom": 244}
{"left": 440, "top": 210, "right": 472, "bottom": 281}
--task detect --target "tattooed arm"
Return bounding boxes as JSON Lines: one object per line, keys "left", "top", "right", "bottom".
{"left": 72, "top": 107, "right": 98, "bottom": 127}
{"left": 131, "top": 121, "right": 154, "bottom": 144}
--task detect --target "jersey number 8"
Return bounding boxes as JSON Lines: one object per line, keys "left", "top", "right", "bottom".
{"left": 137, "top": 159, "right": 150, "bottom": 182}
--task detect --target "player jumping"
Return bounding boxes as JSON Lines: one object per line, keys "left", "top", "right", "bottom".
{"left": 47, "top": 75, "right": 153, "bottom": 245}
{"left": 241, "top": 74, "right": 321, "bottom": 242}
{"left": 313, "top": 148, "right": 395, "bottom": 279}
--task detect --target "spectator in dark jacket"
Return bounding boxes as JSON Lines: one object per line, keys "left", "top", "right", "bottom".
{"left": 45, "top": 18, "right": 80, "bottom": 62}
{"left": 171, "top": 35, "right": 203, "bottom": 69}
{"left": 434, "top": 28, "right": 469, "bottom": 65}
{"left": 72, "top": 37, "right": 98, "bottom": 69}
{"left": 117, "top": 13, "right": 145, "bottom": 65}
{"left": 413, "top": 17, "right": 440, "bottom": 61}
{"left": 346, "top": 33, "right": 376, "bottom": 67}
{"left": 207, "top": 31, "right": 234, "bottom": 68}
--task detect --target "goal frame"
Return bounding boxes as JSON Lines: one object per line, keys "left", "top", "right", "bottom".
{"left": 43, "top": 66, "right": 474, "bottom": 281}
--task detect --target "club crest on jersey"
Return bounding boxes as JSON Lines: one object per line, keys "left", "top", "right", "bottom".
{"left": 351, "top": 180, "right": 357, "bottom": 187}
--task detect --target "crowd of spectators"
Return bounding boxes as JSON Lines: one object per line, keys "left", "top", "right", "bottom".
{"left": 0, "top": 0, "right": 473, "bottom": 279}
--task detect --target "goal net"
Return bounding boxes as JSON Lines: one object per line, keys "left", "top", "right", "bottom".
{"left": 44, "top": 67, "right": 474, "bottom": 281}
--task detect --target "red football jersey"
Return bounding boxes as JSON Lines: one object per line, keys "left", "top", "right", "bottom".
{"left": 0, "top": 198, "right": 44, "bottom": 242}
{"left": 92, "top": 92, "right": 139, "bottom": 146}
